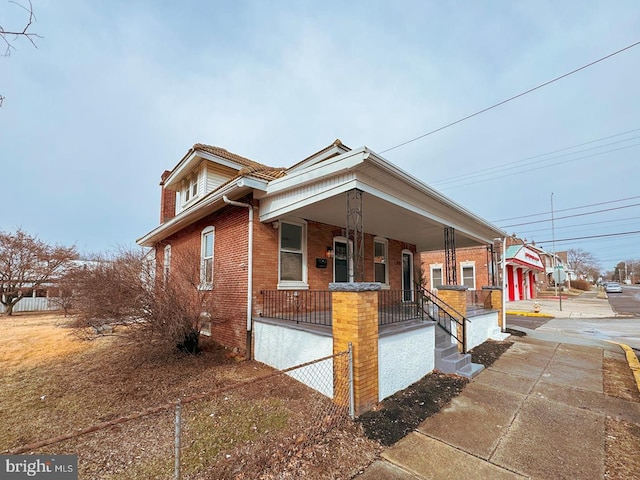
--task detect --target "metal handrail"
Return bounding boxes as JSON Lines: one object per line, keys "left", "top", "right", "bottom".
{"left": 414, "top": 283, "right": 468, "bottom": 353}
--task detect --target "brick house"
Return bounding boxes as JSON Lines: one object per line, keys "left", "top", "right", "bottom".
{"left": 137, "top": 139, "right": 506, "bottom": 405}
{"left": 420, "top": 238, "right": 548, "bottom": 302}
{"left": 420, "top": 245, "right": 496, "bottom": 291}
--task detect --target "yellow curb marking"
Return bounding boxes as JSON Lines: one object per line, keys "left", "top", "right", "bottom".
{"left": 506, "top": 311, "right": 554, "bottom": 318}
{"left": 606, "top": 340, "right": 640, "bottom": 394}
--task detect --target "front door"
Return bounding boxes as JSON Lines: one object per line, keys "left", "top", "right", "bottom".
{"left": 334, "top": 238, "right": 353, "bottom": 282}
{"left": 402, "top": 251, "right": 413, "bottom": 301}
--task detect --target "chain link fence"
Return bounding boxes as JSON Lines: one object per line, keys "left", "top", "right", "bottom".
{"left": 6, "top": 348, "right": 354, "bottom": 480}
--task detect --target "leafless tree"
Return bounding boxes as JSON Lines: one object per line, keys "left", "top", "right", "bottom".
{"left": 72, "top": 245, "right": 218, "bottom": 354}
{"left": 1, "top": 0, "right": 42, "bottom": 106}
{"left": 567, "top": 248, "right": 600, "bottom": 281}
{"left": 0, "top": 228, "right": 77, "bottom": 315}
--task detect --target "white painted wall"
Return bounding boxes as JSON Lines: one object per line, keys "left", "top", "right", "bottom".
{"left": 466, "top": 311, "right": 500, "bottom": 351}
{"left": 253, "top": 319, "right": 334, "bottom": 397}
{"left": 378, "top": 324, "right": 435, "bottom": 401}
{"left": 0, "top": 297, "right": 59, "bottom": 313}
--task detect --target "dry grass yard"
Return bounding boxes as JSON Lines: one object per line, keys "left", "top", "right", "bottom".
{"left": 0, "top": 313, "right": 381, "bottom": 479}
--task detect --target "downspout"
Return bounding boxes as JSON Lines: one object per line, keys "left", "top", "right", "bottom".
{"left": 223, "top": 195, "right": 254, "bottom": 359}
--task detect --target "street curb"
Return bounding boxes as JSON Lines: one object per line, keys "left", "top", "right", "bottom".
{"left": 607, "top": 341, "right": 640, "bottom": 394}
{"left": 505, "top": 310, "right": 555, "bottom": 318}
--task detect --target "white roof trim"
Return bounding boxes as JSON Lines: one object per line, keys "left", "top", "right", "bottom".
{"left": 137, "top": 181, "right": 249, "bottom": 246}
{"left": 164, "top": 148, "right": 252, "bottom": 190}
{"left": 286, "top": 143, "right": 352, "bottom": 174}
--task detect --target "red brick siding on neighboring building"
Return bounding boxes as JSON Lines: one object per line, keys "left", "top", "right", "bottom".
{"left": 420, "top": 246, "right": 492, "bottom": 290}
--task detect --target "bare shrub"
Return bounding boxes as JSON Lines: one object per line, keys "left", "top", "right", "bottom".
{"left": 571, "top": 279, "right": 593, "bottom": 291}
{"left": 72, "top": 246, "right": 217, "bottom": 354}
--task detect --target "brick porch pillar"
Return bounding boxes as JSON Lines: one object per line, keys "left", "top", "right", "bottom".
{"left": 330, "top": 282, "right": 380, "bottom": 417}
{"left": 483, "top": 286, "right": 504, "bottom": 330}
{"left": 436, "top": 285, "right": 468, "bottom": 352}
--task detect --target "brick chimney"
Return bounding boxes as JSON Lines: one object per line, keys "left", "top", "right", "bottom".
{"left": 160, "top": 170, "right": 176, "bottom": 223}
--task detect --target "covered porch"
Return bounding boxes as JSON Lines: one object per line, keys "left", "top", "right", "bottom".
{"left": 255, "top": 142, "right": 505, "bottom": 291}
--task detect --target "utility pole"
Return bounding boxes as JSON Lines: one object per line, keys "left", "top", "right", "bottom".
{"left": 551, "top": 193, "right": 562, "bottom": 311}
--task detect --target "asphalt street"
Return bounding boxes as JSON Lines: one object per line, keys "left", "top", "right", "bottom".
{"left": 508, "top": 285, "right": 640, "bottom": 351}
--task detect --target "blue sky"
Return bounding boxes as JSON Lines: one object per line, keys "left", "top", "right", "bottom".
{"left": 1, "top": 0, "right": 639, "bottom": 273}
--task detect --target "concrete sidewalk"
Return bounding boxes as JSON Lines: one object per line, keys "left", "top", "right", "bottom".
{"left": 506, "top": 292, "right": 619, "bottom": 319}
{"left": 358, "top": 335, "right": 640, "bottom": 480}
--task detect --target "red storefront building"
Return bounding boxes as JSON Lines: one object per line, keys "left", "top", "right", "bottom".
{"left": 504, "top": 245, "right": 544, "bottom": 301}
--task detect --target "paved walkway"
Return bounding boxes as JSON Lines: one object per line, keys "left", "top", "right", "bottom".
{"left": 506, "top": 291, "right": 619, "bottom": 319}
{"left": 358, "top": 335, "right": 640, "bottom": 479}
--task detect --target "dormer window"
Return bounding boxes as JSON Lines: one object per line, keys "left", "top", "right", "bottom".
{"left": 181, "top": 173, "right": 199, "bottom": 205}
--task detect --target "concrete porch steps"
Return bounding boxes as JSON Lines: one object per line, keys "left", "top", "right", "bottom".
{"left": 434, "top": 328, "right": 484, "bottom": 379}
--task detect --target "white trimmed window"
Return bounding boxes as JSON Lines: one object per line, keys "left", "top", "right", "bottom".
{"left": 461, "top": 262, "right": 476, "bottom": 290}
{"left": 278, "top": 220, "right": 307, "bottom": 288}
{"left": 374, "top": 237, "right": 388, "bottom": 284}
{"left": 201, "top": 226, "right": 214, "bottom": 289}
{"left": 163, "top": 244, "right": 171, "bottom": 282}
{"left": 181, "top": 172, "right": 199, "bottom": 206}
{"left": 430, "top": 264, "right": 443, "bottom": 289}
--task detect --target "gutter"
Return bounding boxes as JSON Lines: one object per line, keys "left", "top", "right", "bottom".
{"left": 223, "top": 195, "right": 254, "bottom": 359}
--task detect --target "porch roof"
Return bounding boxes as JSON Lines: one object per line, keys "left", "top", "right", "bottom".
{"left": 258, "top": 147, "right": 505, "bottom": 251}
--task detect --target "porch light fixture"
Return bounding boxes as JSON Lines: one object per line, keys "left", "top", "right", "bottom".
{"left": 326, "top": 247, "right": 334, "bottom": 259}
{"left": 272, "top": 221, "right": 280, "bottom": 229}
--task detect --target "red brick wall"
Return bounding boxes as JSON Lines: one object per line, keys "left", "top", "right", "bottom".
{"left": 420, "top": 246, "right": 492, "bottom": 289}
{"left": 155, "top": 197, "right": 251, "bottom": 352}
{"left": 160, "top": 170, "right": 176, "bottom": 223}
{"left": 156, "top": 198, "right": 422, "bottom": 353}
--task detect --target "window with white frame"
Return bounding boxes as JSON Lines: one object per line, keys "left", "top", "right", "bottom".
{"left": 461, "top": 262, "right": 476, "bottom": 290}
{"left": 279, "top": 220, "right": 307, "bottom": 287}
{"left": 163, "top": 244, "right": 171, "bottom": 282}
{"left": 374, "top": 237, "right": 388, "bottom": 284}
{"left": 201, "top": 226, "right": 214, "bottom": 288}
{"left": 181, "top": 173, "right": 199, "bottom": 205}
{"left": 430, "top": 264, "right": 443, "bottom": 289}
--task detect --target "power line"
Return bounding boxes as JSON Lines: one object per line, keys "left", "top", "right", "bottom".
{"left": 433, "top": 131, "right": 640, "bottom": 187}
{"left": 440, "top": 142, "right": 640, "bottom": 190}
{"left": 493, "top": 195, "right": 640, "bottom": 222}
{"left": 516, "top": 215, "right": 640, "bottom": 236}
{"left": 380, "top": 41, "right": 640, "bottom": 154}
{"left": 535, "top": 230, "right": 640, "bottom": 244}
{"left": 500, "top": 202, "right": 640, "bottom": 228}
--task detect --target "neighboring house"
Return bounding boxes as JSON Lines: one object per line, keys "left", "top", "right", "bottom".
{"left": 137, "top": 139, "right": 506, "bottom": 403}
{"left": 527, "top": 244, "right": 570, "bottom": 289}
{"left": 419, "top": 239, "right": 547, "bottom": 303}
{"left": 0, "top": 259, "right": 99, "bottom": 314}
{"left": 503, "top": 243, "right": 544, "bottom": 301}
{"left": 420, "top": 245, "right": 497, "bottom": 291}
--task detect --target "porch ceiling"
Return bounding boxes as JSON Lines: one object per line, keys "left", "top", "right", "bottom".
{"left": 259, "top": 149, "right": 505, "bottom": 252}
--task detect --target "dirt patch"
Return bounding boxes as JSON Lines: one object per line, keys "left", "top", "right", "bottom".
{"left": 470, "top": 339, "right": 514, "bottom": 367}
{"left": 605, "top": 418, "right": 640, "bottom": 479}
{"left": 358, "top": 340, "right": 514, "bottom": 446}
{"left": 604, "top": 353, "right": 640, "bottom": 402}
{"left": 358, "top": 372, "right": 468, "bottom": 446}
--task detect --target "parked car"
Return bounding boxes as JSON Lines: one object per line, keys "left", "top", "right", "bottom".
{"left": 605, "top": 282, "right": 623, "bottom": 293}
